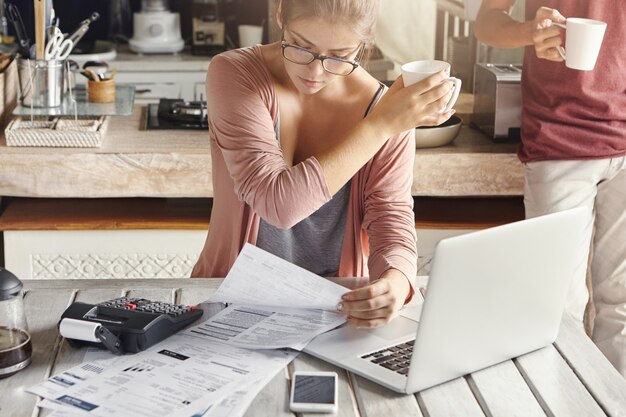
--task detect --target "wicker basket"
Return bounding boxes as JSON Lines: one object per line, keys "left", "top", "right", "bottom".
{"left": 4, "top": 115, "right": 108, "bottom": 147}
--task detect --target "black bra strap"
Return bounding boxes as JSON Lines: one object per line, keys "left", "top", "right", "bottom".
{"left": 363, "top": 82, "right": 386, "bottom": 118}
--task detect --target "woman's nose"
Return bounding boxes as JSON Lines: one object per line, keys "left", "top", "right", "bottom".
{"left": 307, "top": 58, "right": 326, "bottom": 77}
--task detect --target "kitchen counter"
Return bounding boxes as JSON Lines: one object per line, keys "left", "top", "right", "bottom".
{"left": 0, "top": 95, "right": 522, "bottom": 198}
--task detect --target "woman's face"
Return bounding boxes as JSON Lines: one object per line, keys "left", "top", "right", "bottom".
{"left": 281, "top": 17, "right": 363, "bottom": 95}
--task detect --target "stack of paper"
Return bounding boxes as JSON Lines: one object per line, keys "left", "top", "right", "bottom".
{"left": 29, "top": 244, "right": 351, "bottom": 417}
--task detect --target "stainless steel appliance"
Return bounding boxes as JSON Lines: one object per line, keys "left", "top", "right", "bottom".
{"left": 472, "top": 63, "right": 522, "bottom": 142}
{"left": 191, "top": 0, "right": 225, "bottom": 56}
{"left": 146, "top": 99, "right": 208, "bottom": 130}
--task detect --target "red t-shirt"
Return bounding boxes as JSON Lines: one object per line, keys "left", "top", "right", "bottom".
{"left": 520, "top": 0, "right": 626, "bottom": 163}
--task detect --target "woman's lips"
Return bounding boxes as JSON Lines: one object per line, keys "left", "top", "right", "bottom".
{"left": 299, "top": 77, "right": 322, "bottom": 87}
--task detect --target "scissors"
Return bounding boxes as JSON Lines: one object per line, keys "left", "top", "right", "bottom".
{"left": 44, "top": 27, "right": 74, "bottom": 61}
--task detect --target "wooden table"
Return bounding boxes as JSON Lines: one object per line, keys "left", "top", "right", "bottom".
{"left": 3, "top": 279, "right": 626, "bottom": 417}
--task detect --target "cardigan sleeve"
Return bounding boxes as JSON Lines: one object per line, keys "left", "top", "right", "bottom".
{"left": 362, "top": 128, "right": 418, "bottom": 293}
{"left": 207, "top": 53, "right": 332, "bottom": 229}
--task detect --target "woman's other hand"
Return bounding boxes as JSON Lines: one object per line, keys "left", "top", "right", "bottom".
{"left": 532, "top": 7, "right": 567, "bottom": 62}
{"left": 367, "top": 72, "right": 456, "bottom": 137}
{"left": 337, "top": 269, "right": 411, "bottom": 328}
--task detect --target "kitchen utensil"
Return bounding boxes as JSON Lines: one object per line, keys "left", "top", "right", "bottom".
{"left": 44, "top": 27, "right": 74, "bottom": 60}
{"left": 82, "top": 60, "right": 109, "bottom": 78}
{"left": 17, "top": 58, "right": 65, "bottom": 107}
{"left": 0, "top": 268, "right": 32, "bottom": 379}
{"left": 87, "top": 78, "right": 115, "bottom": 103}
{"left": 414, "top": 115, "right": 462, "bottom": 148}
{"left": 80, "top": 68, "right": 99, "bottom": 82}
{"left": 5, "top": 3, "right": 31, "bottom": 58}
{"left": 66, "top": 12, "right": 100, "bottom": 47}
{"left": 34, "top": 0, "right": 46, "bottom": 60}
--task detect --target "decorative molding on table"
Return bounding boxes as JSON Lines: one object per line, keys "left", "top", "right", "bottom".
{"left": 31, "top": 253, "right": 199, "bottom": 279}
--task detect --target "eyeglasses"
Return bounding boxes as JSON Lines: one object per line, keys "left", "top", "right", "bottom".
{"left": 280, "top": 40, "right": 364, "bottom": 76}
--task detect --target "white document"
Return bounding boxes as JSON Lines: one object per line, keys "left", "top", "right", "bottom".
{"left": 183, "top": 303, "right": 345, "bottom": 350}
{"left": 30, "top": 334, "right": 297, "bottom": 417}
{"left": 211, "top": 243, "right": 350, "bottom": 310}
{"left": 200, "top": 371, "right": 281, "bottom": 417}
{"left": 40, "top": 368, "right": 285, "bottom": 417}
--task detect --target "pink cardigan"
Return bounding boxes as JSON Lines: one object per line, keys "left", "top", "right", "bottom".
{"left": 191, "top": 46, "right": 417, "bottom": 286}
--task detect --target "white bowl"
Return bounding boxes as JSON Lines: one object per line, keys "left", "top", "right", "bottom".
{"left": 415, "top": 115, "right": 463, "bottom": 148}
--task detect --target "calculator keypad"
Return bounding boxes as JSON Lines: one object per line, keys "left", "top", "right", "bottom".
{"left": 99, "top": 297, "right": 197, "bottom": 317}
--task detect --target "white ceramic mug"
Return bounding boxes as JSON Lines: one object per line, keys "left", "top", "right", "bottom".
{"left": 553, "top": 18, "right": 607, "bottom": 71}
{"left": 401, "top": 60, "right": 462, "bottom": 114}
{"left": 238, "top": 25, "right": 263, "bottom": 48}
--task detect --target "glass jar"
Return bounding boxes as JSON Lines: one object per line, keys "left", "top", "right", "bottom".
{"left": 0, "top": 268, "right": 32, "bottom": 379}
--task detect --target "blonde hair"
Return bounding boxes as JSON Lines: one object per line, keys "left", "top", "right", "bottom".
{"left": 279, "top": 0, "right": 379, "bottom": 43}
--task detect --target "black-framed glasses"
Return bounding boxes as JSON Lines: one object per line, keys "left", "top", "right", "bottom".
{"left": 280, "top": 40, "right": 364, "bottom": 76}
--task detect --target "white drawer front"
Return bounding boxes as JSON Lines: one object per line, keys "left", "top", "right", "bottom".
{"left": 4, "top": 230, "right": 208, "bottom": 279}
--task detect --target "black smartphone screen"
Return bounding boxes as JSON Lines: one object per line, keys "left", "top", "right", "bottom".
{"left": 293, "top": 374, "right": 336, "bottom": 404}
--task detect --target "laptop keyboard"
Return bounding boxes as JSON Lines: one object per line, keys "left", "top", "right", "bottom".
{"left": 360, "top": 340, "right": 414, "bottom": 376}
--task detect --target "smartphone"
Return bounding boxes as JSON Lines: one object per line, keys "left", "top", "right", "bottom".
{"left": 289, "top": 371, "right": 338, "bottom": 414}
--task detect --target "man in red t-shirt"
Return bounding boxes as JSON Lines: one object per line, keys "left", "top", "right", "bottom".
{"left": 474, "top": 0, "right": 626, "bottom": 377}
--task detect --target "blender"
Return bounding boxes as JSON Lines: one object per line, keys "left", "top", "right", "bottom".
{"left": 129, "top": 0, "right": 184, "bottom": 54}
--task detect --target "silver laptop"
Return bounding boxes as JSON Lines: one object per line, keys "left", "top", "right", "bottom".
{"left": 304, "top": 208, "right": 588, "bottom": 393}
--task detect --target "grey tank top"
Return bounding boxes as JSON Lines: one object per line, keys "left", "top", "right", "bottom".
{"left": 256, "top": 83, "right": 386, "bottom": 276}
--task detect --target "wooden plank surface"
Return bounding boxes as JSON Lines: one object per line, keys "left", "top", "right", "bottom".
{"left": 245, "top": 368, "right": 294, "bottom": 417}
{"left": 554, "top": 315, "right": 626, "bottom": 417}
{"left": 414, "top": 197, "right": 524, "bottom": 229}
{"left": 416, "top": 377, "right": 486, "bottom": 417}
{"left": 0, "top": 288, "right": 74, "bottom": 417}
{"left": 351, "top": 374, "right": 424, "bottom": 417}
{"left": 0, "top": 198, "right": 212, "bottom": 231}
{"left": 515, "top": 345, "right": 606, "bottom": 417}
{"left": 467, "top": 360, "right": 546, "bottom": 417}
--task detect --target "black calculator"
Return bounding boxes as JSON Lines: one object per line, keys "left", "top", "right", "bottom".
{"left": 59, "top": 297, "right": 203, "bottom": 354}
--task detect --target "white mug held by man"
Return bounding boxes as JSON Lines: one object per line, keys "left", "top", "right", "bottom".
{"left": 525, "top": 7, "right": 607, "bottom": 71}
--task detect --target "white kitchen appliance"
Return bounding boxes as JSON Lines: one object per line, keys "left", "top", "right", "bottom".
{"left": 129, "top": 0, "right": 184, "bottom": 54}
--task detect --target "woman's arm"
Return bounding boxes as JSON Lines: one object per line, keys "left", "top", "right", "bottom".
{"left": 339, "top": 129, "right": 418, "bottom": 327}
{"left": 208, "top": 53, "right": 332, "bottom": 229}
{"left": 209, "top": 53, "right": 454, "bottom": 228}
{"left": 318, "top": 74, "right": 455, "bottom": 195}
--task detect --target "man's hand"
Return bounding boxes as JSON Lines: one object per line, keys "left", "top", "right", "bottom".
{"left": 337, "top": 269, "right": 411, "bottom": 328}
{"left": 532, "top": 7, "right": 567, "bottom": 62}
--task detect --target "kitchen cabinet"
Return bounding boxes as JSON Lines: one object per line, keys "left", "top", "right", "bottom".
{"left": 77, "top": 47, "right": 210, "bottom": 104}
{"left": 0, "top": 198, "right": 211, "bottom": 280}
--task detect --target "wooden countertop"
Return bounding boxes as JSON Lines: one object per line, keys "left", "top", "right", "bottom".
{"left": 0, "top": 94, "right": 523, "bottom": 198}
{"left": 2, "top": 278, "right": 626, "bottom": 417}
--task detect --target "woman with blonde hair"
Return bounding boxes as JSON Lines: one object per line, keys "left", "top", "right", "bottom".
{"left": 192, "top": 0, "right": 456, "bottom": 328}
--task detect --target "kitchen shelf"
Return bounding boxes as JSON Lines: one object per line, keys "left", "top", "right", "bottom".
{"left": 12, "top": 85, "right": 135, "bottom": 117}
